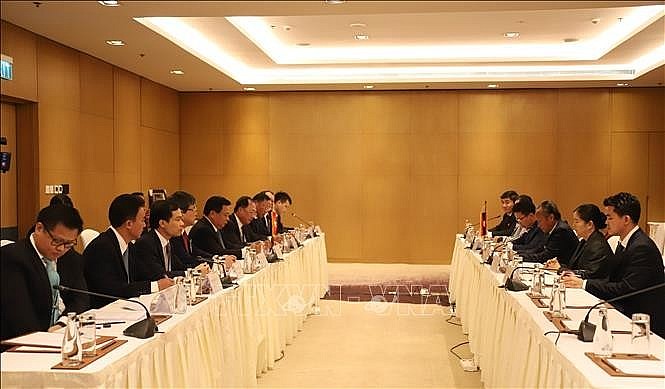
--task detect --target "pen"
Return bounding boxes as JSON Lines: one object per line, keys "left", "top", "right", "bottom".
{"left": 96, "top": 321, "right": 126, "bottom": 327}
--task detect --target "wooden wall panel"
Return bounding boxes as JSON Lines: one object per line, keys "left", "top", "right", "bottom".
{"left": 0, "top": 22, "right": 38, "bottom": 101}
{"left": 218, "top": 93, "right": 269, "bottom": 134}
{"left": 38, "top": 106, "right": 81, "bottom": 172}
{"left": 556, "top": 131, "right": 610, "bottom": 175}
{"left": 140, "top": 78, "right": 179, "bottom": 133}
{"left": 180, "top": 131, "right": 223, "bottom": 176}
{"left": 611, "top": 89, "right": 665, "bottom": 132}
{"left": 179, "top": 92, "right": 224, "bottom": 132}
{"left": 113, "top": 69, "right": 140, "bottom": 179}
{"left": 79, "top": 54, "right": 113, "bottom": 119}
{"left": 558, "top": 89, "right": 610, "bottom": 132}
{"left": 647, "top": 133, "right": 664, "bottom": 222}
{"left": 36, "top": 39, "right": 80, "bottom": 110}
{"left": 140, "top": 127, "right": 179, "bottom": 193}
{"left": 1, "top": 103, "right": 18, "bottom": 228}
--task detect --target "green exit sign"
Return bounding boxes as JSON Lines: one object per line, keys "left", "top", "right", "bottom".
{"left": 1, "top": 54, "right": 13, "bottom": 80}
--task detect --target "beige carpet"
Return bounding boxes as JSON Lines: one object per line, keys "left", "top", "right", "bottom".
{"left": 257, "top": 299, "right": 482, "bottom": 388}
{"left": 327, "top": 263, "right": 451, "bottom": 285}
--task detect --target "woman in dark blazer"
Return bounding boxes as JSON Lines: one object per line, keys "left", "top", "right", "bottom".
{"left": 545, "top": 203, "right": 614, "bottom": 279}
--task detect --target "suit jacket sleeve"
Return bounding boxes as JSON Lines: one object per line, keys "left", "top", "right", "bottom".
{"left": 578, "top": 234, "right": 613, "bottom": 279}
{"left": 585, "top": 243, "right": 660, "bottom": 300}
{"left": 190, "top": 220, "right": 243, "bottom": 259}
{"left": 170, "top": 235, "right": 202, "bottom": 268}
{"left": 132, "top": 233, "right": 169, "bottom": 282}
{"left": 83, "top": 232, "right": 151, "bottom": 307}
{"left": 221, "top": 221, "right": 244, "bottom": 250}
{"left": 520, "top": 227, "right": 577, "bottom": 264}
{"left": 57, "top": 249, "right": 90, "bottom": 314}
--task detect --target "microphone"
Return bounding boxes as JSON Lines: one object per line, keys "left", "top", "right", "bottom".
{"left": 195, "top": 256, "right": 235, "bottom": 288}
{"left": 54, "top": 285, "right": 157, "bottom": 339}
{"left": 498, "top": 266, "right": 534, "bottom": 291}
{"left": 291, "top": 212, "right": 318, "bottom": 237}
{"left": 577, "top": 282, "right": 665, "bottom": 342}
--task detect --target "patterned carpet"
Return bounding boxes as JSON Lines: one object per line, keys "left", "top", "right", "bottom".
{"left": 323, "top": 263, "right": 451, "bottom": 305}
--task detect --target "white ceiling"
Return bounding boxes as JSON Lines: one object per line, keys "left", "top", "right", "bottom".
{"left": 1, "top": 1, "right": 664, "bottom": 91}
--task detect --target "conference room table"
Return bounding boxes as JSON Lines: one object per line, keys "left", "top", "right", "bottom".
{"left": 449, "top": 236, "right": 665, "bottom": 388}
{"left": 1, "top": 235, "right": 329, "bottom": 388}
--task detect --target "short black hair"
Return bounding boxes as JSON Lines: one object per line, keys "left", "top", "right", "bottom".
{"left": 500, "top": 190, "right": 519, "bottom": 202}
{"left": 49, "top": 194, "right": 74, "bottom": 208}
{"left": 537, "top": 200, "right": 561, "bottom": 221}
{"left": 574, "top": 203, "right": 607, "bottom": 230}
{"left": 603, "top": 192, "right": 641, "bottom": 224}
{"left": 234, "top": 196, "right": 252, "bottom": 213}
{"left": 130, "top": 191, "right": 144, "bottom": 198}
{"left": 274, "top": 191, "right": 292, "bottom": 204}
{"left": 253, "top": 191, "right": 270, "bottom": 202}
{"left": 203, "top": 196, "right": 231, "bottom": 215}
{"left": 109, "top": 193, "right": 146, "bottom": 228}
{"left": 168, "top": 191, "right": 196, "bottom": 213}
{"left": 150, "top": 200, "right": 180, "bottom": 230}
{"left": 37, "top": 204, "right": 84, "bottom": 233}
{"left": 512, "top": 197, "right": 536, "bottom": 215}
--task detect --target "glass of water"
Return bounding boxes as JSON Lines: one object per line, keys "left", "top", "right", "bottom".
{"left": 79, "top": 312, "right": 96, "bottom": 357}
{"left": 631, "top": 313, "right": 651, "bottom": 355}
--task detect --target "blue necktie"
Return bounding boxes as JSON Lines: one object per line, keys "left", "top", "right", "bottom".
{"left": 45, "top": 260, "right": 60, "bottom": 325}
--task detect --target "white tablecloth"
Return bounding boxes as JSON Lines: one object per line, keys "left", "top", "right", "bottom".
{"left": 1, "top": 236, "right": 329, "bottom": 388}
{"left": 449, "top": 236, "right": 665, "bottom": 389}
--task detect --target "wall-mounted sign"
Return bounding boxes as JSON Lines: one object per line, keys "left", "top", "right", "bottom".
{"left": 1, "top": 54, "right": 13, "bottom": 80}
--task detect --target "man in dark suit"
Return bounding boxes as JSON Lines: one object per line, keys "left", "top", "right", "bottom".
{"left": 563, "top": 192, "right": 665, "bottom": 338}
{"left": 189, "top": 195, "right": 241, "bottom": 262}
{"left": 271, "top": 191, "right": 292, "bottom": 235}
{"left": 510, "top": 197, "right": 546, "bottom": 252}
{"left": 1, "top": 204, "right": 83, "bottom": 342}
{"left": 84, "top": 194, "right": 174, "bottom": 309}
{"left": 519, "top": 200, "right": 579, "bottom": 265}
{"left": 57, "top": 249, "right": 90, "bottom": 314}
{"left": 249, "top": 191, "right": 273, "bottom": 239}
{"left": 489, "top": 190, "right": 519, "bottom": 237}
{"left": 134, "top": 200, "right": 187, "bottom": 280}
{"left": 221, "top": 196, "right": 263, "bottom": 249}
{"left": 168, "top": 190, "right": 210, "bottom": 267}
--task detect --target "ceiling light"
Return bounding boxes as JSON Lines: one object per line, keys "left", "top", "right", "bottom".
{"left": 564, "top": 38, "right": 579, "bottom": 43}
{"left": 296, "top": 43, "right": 311, "bottom": 47}
{"left": 616, "top": 83, "right": 630, "bottom": 86}
{"left": 349, "top": 23, "right": 366, "bottom": 28}
{"left": 503, "top": 32, "right": 520, "bottom": 38}
{"left": 591, "top": 18, "right": 601, "bottom": 24}
{"left": 98, "top": 0, "right": 120, "bottom": 6}
{"left": 487, "top": 84, "right": 499, "bottom": 88}
{"left": 325, "top": 0, "right": 345, "bottom": 4}
{"left": 354, "top": 34, "right": 369, "bottom": 41}
{"left": 169, "top": 69, "right": 184, "bottom": 75}
{"left": 105, "top": 40, "right": 125, "bottom": 46}
{"left": 243, "top": 87, "right": 256, "bottom": 91}
{"left": 363, "top": 85, "right": 374, "bottom": 89}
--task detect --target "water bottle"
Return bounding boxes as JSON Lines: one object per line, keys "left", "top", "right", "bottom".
{"left": 531, "top": 265, "right": 544, "bottom": 296}
{"left": 61, "top": 312, "right": 83, "bottom": 367}
{"left": 174, "top": 278, "right": 187, "bottom": 314}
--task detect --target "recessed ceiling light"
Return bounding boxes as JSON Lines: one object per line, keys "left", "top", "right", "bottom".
{"left": 349, "top": 23, "right": 366, "bottom": 28}
{"left": 503, "top": 32, "right": 520, "bottom": 38}
{"left": 564, "top": 38, "right": 579, "bottom": 43}
{"left": 354, "top": 34, "right": 369, "bottom": 41}
{"left": 363, "top": 85, "right": 374, "bottom": 89}
{"left": 616, "top": 83, "right": 630, "bottom": 86}
{"left": 487, "top": 84, "right": 499, "bottom": 88}
{"left": 169, "top": 69, "right": 184, "bottom": 75}
{"left": 296, "top": 42, "right": 311, "bottom": 47}
{"left": 325, "top": 0, "right": 345, "bottom": 4}
{"left": 591, "top": 18, "right": 601, "bottom": 24}
{"left": 98, "top": 0, "right": 120, "bottom": 6}
{"left": 243, "top": 87, "right": 256, "bottom": 91}
{"left": 105, "top": 40, "right": 125, "bottom": 46}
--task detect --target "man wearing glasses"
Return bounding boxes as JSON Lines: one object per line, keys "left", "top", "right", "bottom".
{"left": 1, "top": 204, "right": 84, "bottom": 342}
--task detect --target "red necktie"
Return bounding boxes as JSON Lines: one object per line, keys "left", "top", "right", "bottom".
{"left": 183, "top": 231, "right": 191, "bottom": 254}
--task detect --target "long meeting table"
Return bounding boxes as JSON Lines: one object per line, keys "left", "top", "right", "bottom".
{"left": 449, "top": 236, "right": 665, "bottom": 388}
{"left": 1, "top": 235, "right": 329, "bottom": 388}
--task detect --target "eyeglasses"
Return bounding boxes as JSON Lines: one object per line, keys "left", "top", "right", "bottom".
{"left": 45, "top": 228, "right": 78, "bottom": 249}
{"left": 515, "top": 214, "right": 528, "bottom": 221}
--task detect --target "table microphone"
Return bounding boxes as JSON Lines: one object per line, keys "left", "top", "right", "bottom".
{"left": 53, "top": 285, "right": 157, "bottom": 339}
{"left": 291, "top": 212, "right": 318, "bottom": 237}
{"left": 195, "top": 256, "right": 236, "bottom": 288}
{"left": 498, "top": 266, "right": 534, "bottom": 291}
{"left": 577, "top": 282, "right": 665, "bottom": 342}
